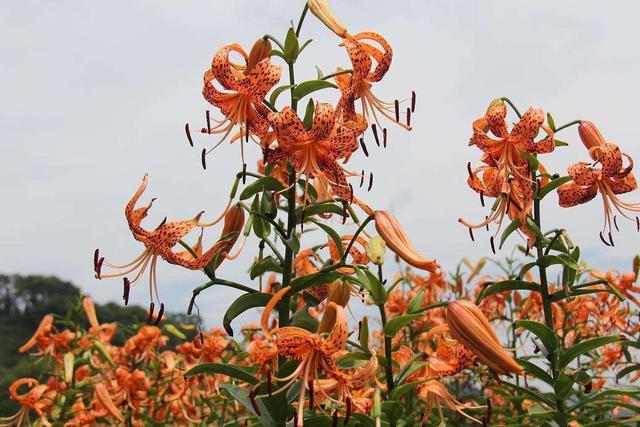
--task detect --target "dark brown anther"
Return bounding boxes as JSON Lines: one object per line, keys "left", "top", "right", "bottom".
{"left": 467, "top": 162, "right": 473, "bottom": 178}
{"left": 95, "top": 257, "right": 104, "bottom": 279}
{"left": 394, "top": 99, "right": 400, "bottom": 122}
{"left": 484, "top": 398, "right": 493, "bottom": 426}
{"left": 599, "top": 231, "right": 611, "bottom": 247}
{"left": 613, "top": 215, "right": 620, "bottom": 232}
{"left": 348, "top": 183, "right": 354, "bottom": 204}
{"left": 249, "top": 389, "right": 261, "bottom": 415}
{"left": 155, "top": 217, "right": 167, "bottom": 230}
{"left": 359, "top": 138, "right": 369, "bottom": 157}
{"left": 300, "top": 208, "right": 305, "bottom": 233}
{"left": 332, "top": 410, "right": 339, "bottom": 427}
{"left": 345, "top": 397, "right": 352, "bottom": 424}
{"left": 411, "top": 91, "right": 416, "bottom": 113}
{"left": 383, "top": 128, "right": 387, "bottom": 148}
{"left": 308, "top": 380, "right": 314, "bottom": 409}
{"left": 490, "top": 236, "right": 496, "bottom": 254}
{"left": 468, "top": 227, "right": 474, "bottom": 242}
{"left": 341, "top": 204, "right": 347, "bottom": 224}
{"left": 266, "top": 367, "right": 273, "bottom": 396}
{"left": 242, "top": 163, "right": 247, "bottom": 184}
{"left": 479, "top": 191, "right": 485, "bottom": 207}
{"left": 185, "top": 123, "right": 194, "bottom": 147}
{"left": 406, "top": 107, "right": 411, "bottom": 127}
{"left": 357, "top": 320, "right": 362, "bottom": 340}
{"left": 525, "top": 245, "right": 530, "bottom": 257}
{"left": 187, "top": 293, "right": 197, "bottom": 315}
{"left": 608, "top": 231, "right": 615, "bottom": 247}
{"left": 536, "top": 178, "right": 542, "bottom": 197}
{"left": 293, "top": 412, "right": 298, "bottom": 427}
{"left": 485, "top": 216, "right": 489, "bottom": 231}
{"left": 359, "top": 170, "right": 365, "bottom": 188}
{"left": 123, "top": 278, "right": 131, "bottom": 305}
{"left": 93, "top": 249, "right": 100, "bottom": 269}
{"left": 147, "top": 302, "right": 155, "bottom": 325}
{"left": 372, "top": 124, "right": 380, "bottom": 146}
{"left": 367, "top": 172, "right": 373, "bottom": 192}
{"left": 201, "top": 149, "right": 207, "bottom": 170}
{"left": 206, "top": 110, "right": 211, "bottom": 133}
{"left": 154, "top": 302, "right": 165, "bottom": 325}
{"left": 584, "top": 381, "right": 593, "bottom": 394}
{"left": 637, "top": 216, "right": 640, "bottom": 232}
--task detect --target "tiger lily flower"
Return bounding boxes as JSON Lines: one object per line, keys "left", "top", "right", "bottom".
{"left": 558, "top": 121, "right": 638, "bottom": 244}
{"left": 96, "top": 174, "right": 244, "bottom": 306}
{"left": 337, "top": 32, "right": 413, "bottom": 133}
{"left": 460, "top": 100, "right": 555, "bottom": 245}
{"left": 419, "top": 380, "right": 483, "bottom": 424}
{"left": 199, "top": 38, "right": 282, "bottom": 164}
{"left": 81, "top": 297, "right": 116, "bottom": 345}
{"left": 19, "top": 314, "right": 74, "bottom": 360}
{"left": 5, "top": 378, "right": 55, "bottom": 426}
{"left": 260, "top": 287, "right": 353, "bottom": 425}
{"left": 94, "top": 382, "right": 125, "bottom": 423}
{"left": 266, "top": 102, "right": 363, "bottom": 200}
{"left": 446, "top": 300, "right": 522, "bottom": 376}
{"left": 373, "top": 210, "right": 439, "bottom": 272}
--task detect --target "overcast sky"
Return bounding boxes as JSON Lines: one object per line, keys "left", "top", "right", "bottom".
{"left": 2, "top": 1, "right": 639, "bottom": 327}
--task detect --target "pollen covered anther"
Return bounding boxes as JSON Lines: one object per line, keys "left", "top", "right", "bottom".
{"left": 185, "top": 123, "right": 194, "bottom": 147}
{"left": 154, "top": 302, "right": 165, "bottom": 325}
{"left": 372, "top": 124, "right": 380, "bottom": 146}
{"left": 359, "top": 138, "right": 369, "bottom": 157}
{"left": 147, "top": 302, "right": 155, "bottom": 325}
{"left": 123, "top": 278, "right": 131, "bottom": 305}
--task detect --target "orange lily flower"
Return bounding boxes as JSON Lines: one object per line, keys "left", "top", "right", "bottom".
{"left": 460, "top": 100, "right": 554, "bottom": 245}
{"left": 81, "top": 297, "right": 116, "bottom": 345}
{"left": 96, "top": 174, "right": 244, "bottom": 306}
{"left": 5, "top": 378, "right": 55, "bottom": 426}
{"left": 374, "top": 210, "right": 439, "bottom": 272}
{"left": 200, "top": 39, "right": 282, "bottom": 164}
{"left": 18, "top": 314, "right": 74, "bottom": 360}
{"left": 266, "top": 102, "right": 363, "bottom": 201}
{"left": 261, "top": 287, "right": 372, "bottom": 425}
{"left": 558, "top": 121, "right": 638, "bottom": 244}
{"left": 337, "top": 32, "right": 412, "bottom": 133}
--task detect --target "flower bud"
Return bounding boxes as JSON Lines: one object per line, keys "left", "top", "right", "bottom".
{"left": 63, "top": 352, "right": 75, "bottom": 384}
{"left": 246, "top": 38, "right": 272, "bottom": 75}
{"left": 578, "top": 121, "right": 606, "bottom": 153}
{"left": 366, "top": 236, "right": 386, "bottom": 265}
{"left": 326, "top": 280, "right": 351, "bottom": 307}
{"left": 307, "top": 0, "right": 348, "bottom": 38}
{"left": 95, "top": 383, "right": 125, "bottom": 422}
{"left": 446, "top": 300, "right": 522, "bottom": 376}
{"left": 373, "top": 210, "right": 439, "bottom": 272}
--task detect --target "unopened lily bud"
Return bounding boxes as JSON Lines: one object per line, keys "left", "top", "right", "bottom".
{"left": 64, "top": 352, "right": 75, "bottom": 384}
{"left": 373, "top": 210, "right": 439, "bottom": 272}
{"left": 95, "top": 383, "right": 125, "bottom": 422}
{"left": 246, "top": 38, "right": 272, "bottom": 74}
{"left": 307, "top": 0, "right": 348, "bottom": 38}
{"left": 447, "top": 300, "right": 522, "bottom": 376}
{"left": 326, "top": 280, "right": 351, "bottom": 307}
{"left": 578, "top": 121, "right": 605, "bottom": 153}
{"left": 366, "top": 236, "right": 386, "bottom": 265}
{"left": 633, "top": 255, "right": 640, "bottom": 282}
{"left": 216, "top": 204, "right": 246, "bottom": 267}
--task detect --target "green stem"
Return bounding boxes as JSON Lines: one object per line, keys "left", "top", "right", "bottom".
{"left": 288, "top": 62, "right": 297, "bottom": 112}
{"left": 263, "top": 34, "right": 285, "bottom": 51}
{"left": 533, "top": 195, "right": 567, "bottom": 424}
{"left": 377, "top": 264, "right": 395, "bottom": 394}
{"left": 295, "top": 4, "right": 309, "bottom": 37}
{"left": 341, "top": 215, "right": 373, "bottom": 263}
{"left": 279, "top": 168, "right": 297, "bottom": 327}
{"left": 321, "top": 69, "right": 353, "bottom": 80}
{"left": 554, "top": 119, "right": 582, "bottom": 133}
{"left": 500, "top": 96, "right": 522, "bottom": 119}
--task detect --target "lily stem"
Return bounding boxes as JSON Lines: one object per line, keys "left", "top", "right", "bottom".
{"left": 377, "top": 264, "right": 395, "bottom": 394}
{"left": 554, "top": 119, "right": 582, "bottom": 133}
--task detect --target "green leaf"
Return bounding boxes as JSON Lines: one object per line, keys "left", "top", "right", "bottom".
{"left": 185, "top": 362, "right": 258, "bottom": 385}
{"left": 289, "top": 271, "right": 343, "bottom": 293}
{"left": 538, "top": 176, "right": 572, "bottom": 200}
{"left": 268, "top": 84, "right": 295, "bottom": 107}
{"left": 554, "top": 373, "right": 574, "bottom": 400}
{"left": 240, "top": 176, "right": 284, "bottom": 200}
{"left": 250, "top": 256, "right": 283, "bottom": 279}
{"left": 477, "top": 280, "right": 539, "bottom": 303}
{"left": 569, "top": 385, "right": 640, "bottom": 412}
{"left": 519, "top": 150, "right": 539, "bottom": 171}
{"left": 407, "top": 289, "right": 425, "bottom": 314}
{"left": 384, "top": 314, "right": 421, "bottom": 337}
{"left": 359, "top": 316, "right": 369, "bottom": 350}
{"left": 293, "top": 80, "right": 338, "bottom": 101}
{"left": 389, "top": 379, "right": 429, "bottom": 400}
{"left": 355, "top": 268, "right": 387, "bottom": 304}
{"left": 617, "top": 364, "right": 640, "bottom": 380}
{"left": 283, "top": 27, "right": 299, "bottom": 62}
{"left": 554, "top": 139, "right": 569, "bottom": 147}
{"left": 503, "top": 382, "right": 555, "bottom": 408}
{"left": 297, "top": 203, "right": 344, "bottom": 221}
{"left": 290, "top": 308, "right": 319, "bottom": 332}
{"left": 382, "top": 401, "right": 403, "bottom": 423}
{"left": 499, "top": 218, "right": 522, "bottom": 249}
{"left": 525, "top": 217, "right": 544, "bottom": 242}
{"left": 223, "top": 292, "right": 273, "bottom": 336}
{"left": 311, "top": 220, "right": 344, "bottom": 259}
{"left": 538, "top": 254, "right": 579, "bottom": 271}
{"left": 282, "top": 232, "right": 300, "bottom": 253}
{"left": 218, "top": 384, "right": 277, "bottom": 426}
{"left": 547, "top": 113, "right": 556, "bottom": 131}
{"left": 163, "top": 324, "right": 186, "bottom": 340}
{"left": 558, "top": 336, "right": 620, "bottom": 371}
{"left": 516, "top": 358, "right": 554, "bottom": 385}
{"left": 303, "top": 98, "right": 315, "bottom": 130}
{"left": 515, "top": 320, "right": 558, "bottom": 354}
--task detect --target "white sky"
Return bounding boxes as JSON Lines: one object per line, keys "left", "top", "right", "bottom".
{"left": 2, "top": 1, "right": 639, "bottom": 327}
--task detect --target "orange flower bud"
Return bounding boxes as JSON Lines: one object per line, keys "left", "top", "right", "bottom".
{"left": 246, "top": 38, "right": 272, "bottom": 74}
{"left": 326, "top": 280, "right": 351, "bottom": 307}
{"left": 95, "top": 382, "right": 125, "bottom": 422}
{"left": 373, "top": 210, "right": 439, "bottom": 272}
{"left": 578, "top": 121, "right": 605, "bottom": 152}
{"left": 307, "top": 0, "right": 348, "bottom": 38}
{"left": 446, "top": 300, "right": 522, "bottom": 376}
